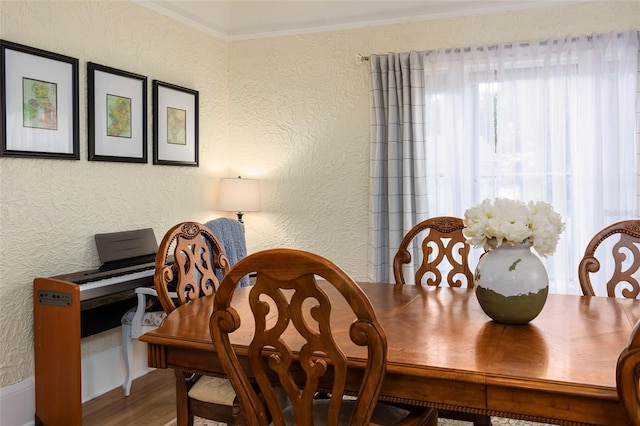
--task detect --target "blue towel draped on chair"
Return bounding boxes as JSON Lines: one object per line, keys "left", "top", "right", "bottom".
{"left": 205, "top": 217, "right": 250, "bottom": 287}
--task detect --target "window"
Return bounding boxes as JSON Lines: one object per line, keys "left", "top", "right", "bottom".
{"left": 421, "top": 33, "right": 639, "bottom": 294}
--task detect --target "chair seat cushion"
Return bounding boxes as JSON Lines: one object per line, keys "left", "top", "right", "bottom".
{"left": 120, "top": 307, "right": 166, "bottom": 327}
{"left": 188, "top": 376, "right": 237, "bottom": 406}
{"left": 277, "top": 398, "right": 410, "bottom": 425}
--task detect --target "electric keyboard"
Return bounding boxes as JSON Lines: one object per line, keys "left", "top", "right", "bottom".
{"left": 36, "top": 228, "right": 159, "bottom": 337}
{"left": 33, "top": 228, "right": 162, "bottom": 426}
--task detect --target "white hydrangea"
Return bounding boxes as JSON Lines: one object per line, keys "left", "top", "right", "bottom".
{"left": 462, "top": 198, "right": 565, "bottom": 257}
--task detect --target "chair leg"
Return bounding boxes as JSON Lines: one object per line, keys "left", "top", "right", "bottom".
{"left": 175, "top": 370, "right": 195, "bottom": 426}
{"left": 425, "top": 408, "right": 439, "bottom": 426}
{"left": 121, "top": 324, "right": 133, "bottom": 397}
{"left": 233, "top": 397, "right": 248, "bottom": 426}
{"left": 474, "top": 414, "right": 492, "bottom": 426}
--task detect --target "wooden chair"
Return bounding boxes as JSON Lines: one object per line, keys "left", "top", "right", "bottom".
{"left": 210, "top": 248, "right": 438, "bottom": 426}
{"left": 154, "top": 222, "right": 241, "bottom": 426}
{"left": 393, "top": 217, "right": 489, "bottom": 425}
{"left": 393, "top": 216, "right": 474, "bottom": 287}
{"left": 578, "top": 220, "right": 640, "bottom": 298}
{"left": 617, "top": 319, "right": 640, "bottom": 424}
{"left": 121, "top": 218, "right": 251, "bottom": 397}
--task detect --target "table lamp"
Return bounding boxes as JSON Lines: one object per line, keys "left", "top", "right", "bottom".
{"left": 217, "top": 176, "right": 261, "bottom": 223}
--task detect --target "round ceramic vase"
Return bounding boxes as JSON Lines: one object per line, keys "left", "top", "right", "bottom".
{"left": 474, "top": 243, "right": 549, "bottom": 325}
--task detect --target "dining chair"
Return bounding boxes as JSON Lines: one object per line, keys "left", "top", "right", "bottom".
{"left": 617, "top": 319, "right": 640, "bottom": 424}
{"left": 393, "top": 216, "right": 474, "bottom": 287}
{"left": 393, "top": 217, "right": 489, "bottom": 425}
{"left": 149, "top": 221, "right": 242, "bottom": 426}
{"left": 578, "top": 219, "right": 640, "bottom": 298}
{"left": 120, "top": 218, "right": 249, "bottom": 399}
{"left": 210, "top": 248, "right": 438, "bottom": 426}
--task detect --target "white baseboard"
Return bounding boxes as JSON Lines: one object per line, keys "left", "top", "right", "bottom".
{"left": 81, "top": 339, "right": 154, "bottom": 402}
{"left": 0, "top": 375, "right": 35, "bottom": 426}
{"left": 0, "top": 339, "right": 153, "bottom": 426}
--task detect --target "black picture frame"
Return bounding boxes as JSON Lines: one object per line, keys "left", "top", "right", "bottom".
{"left": 88, "top": 63, "right": 147, "bottom": 163}
{"left": 152, "top": 80, "right": 199, "bottom": 166}
{"left": 0, "top": 40, "right": 79, "bottom": 159}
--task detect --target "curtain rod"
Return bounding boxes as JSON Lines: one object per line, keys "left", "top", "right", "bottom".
{"left": 355, "top": 53, "right": 369, "bottom": 64}
{"left": 354, "top": 31, "right": 633, "bottom": 65}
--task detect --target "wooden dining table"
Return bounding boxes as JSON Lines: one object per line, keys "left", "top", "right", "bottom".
{"left": 140, "top": 282, "right": 640, "bottom": 425}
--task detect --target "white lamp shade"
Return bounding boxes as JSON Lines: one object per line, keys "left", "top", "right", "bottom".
{"left": 217, "top": 177, "right": 261, "bottom": 212}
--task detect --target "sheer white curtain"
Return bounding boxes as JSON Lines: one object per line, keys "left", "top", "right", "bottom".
{"left": 369, "top": 30, "right": 639, "bottom": 294}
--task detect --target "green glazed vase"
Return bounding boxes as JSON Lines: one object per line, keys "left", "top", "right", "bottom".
{"left": 474, "top": 243, "right": 549, "bottom": 325}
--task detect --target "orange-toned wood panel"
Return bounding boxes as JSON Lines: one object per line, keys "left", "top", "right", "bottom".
{"left": 33, "top": 278, "right": 82, "bottom": 426}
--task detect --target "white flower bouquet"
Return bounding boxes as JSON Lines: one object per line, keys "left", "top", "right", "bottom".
{"left": 462, "top": 198, "right": 565, "bottom": 257}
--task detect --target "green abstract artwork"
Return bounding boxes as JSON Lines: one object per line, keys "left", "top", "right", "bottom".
{"left": 106, "top": 94, "right": 132, "bottom": 138}
{"left": 166, "top": 107, "right": 186, "bottom": 145}
{"left": 23, "top": 77, "right": 57, "bottom": 130}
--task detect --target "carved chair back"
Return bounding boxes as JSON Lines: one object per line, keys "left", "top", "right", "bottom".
{"left": 393, "top": 216, "right": 473, "bottom": 287}
{"left": 578, "top": 220, "right": 640, "bottom": 298}
{"left": 617, "top": 319, "right": 640, "bottom": 424}
{"left": 155, "top": 221, "right": 231, "bottom": 314}
{"left": 210, "top": 249, "right": 388, "bottom": 426}
{"left": 393, "top": 217, "right": 489, "bottom": 424}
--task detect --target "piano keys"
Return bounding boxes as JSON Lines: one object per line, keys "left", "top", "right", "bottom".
{"left": 33, "top": 228, "right": 159, "bottom": 426}
{"left": 77, "top": 265, "right": 155, "bottom": 301}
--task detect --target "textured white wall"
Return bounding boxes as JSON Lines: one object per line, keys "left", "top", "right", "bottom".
{"left": 0, "top": 0, "right": 229, "bottom": 387}
{"left": 0, "top": 0, "right": 637, "bottom": 392}
{"left": 228, "top": 0, "right": 640, "bottom": 279}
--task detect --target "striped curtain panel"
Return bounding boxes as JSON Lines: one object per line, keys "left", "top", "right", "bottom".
{"left": 367, "top": 51, "right": 429, "bottom": 282}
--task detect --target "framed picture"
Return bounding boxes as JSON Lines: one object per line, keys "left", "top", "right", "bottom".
{"left": 152, "top": 80, "right": 198, "bottom": 166}
{"left": 0, "top": 40, "right": 79, "bottom": 159}
{"left": 88, "top": 63, "right": 147, "bottom": 163}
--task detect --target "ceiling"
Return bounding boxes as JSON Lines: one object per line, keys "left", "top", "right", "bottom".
{"left": 134, "top": 0, "right": 587, "bottom": 40}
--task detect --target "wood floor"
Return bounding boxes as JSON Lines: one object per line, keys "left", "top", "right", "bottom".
{"left": 82, "top": 369, "right": 176, "bottom": 426}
